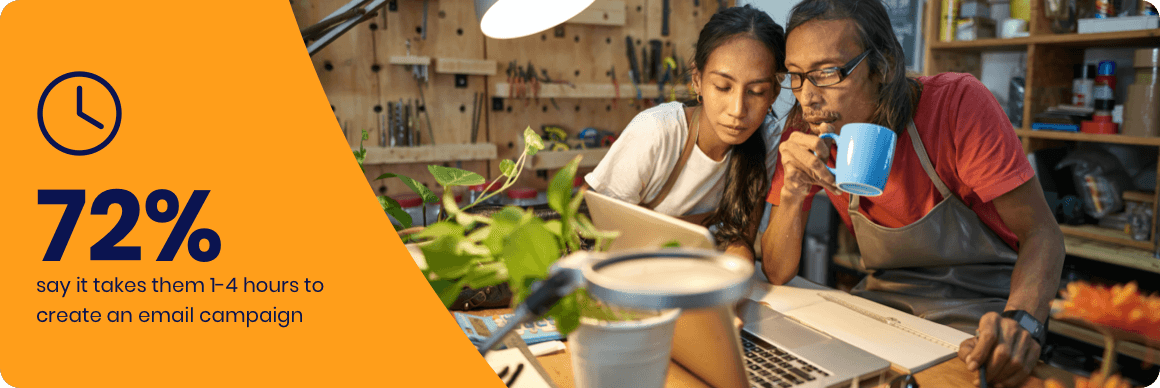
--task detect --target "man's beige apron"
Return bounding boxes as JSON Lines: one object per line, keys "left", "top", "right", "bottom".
{"left": 848, "top": 122, "right": 1018, "bottom": 334}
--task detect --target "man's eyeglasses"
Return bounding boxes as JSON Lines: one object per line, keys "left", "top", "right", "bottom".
{"left": 779, "top": 49, "right": 871, "bottom": 90}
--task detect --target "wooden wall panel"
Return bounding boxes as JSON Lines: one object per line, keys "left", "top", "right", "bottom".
{"left": 295, "top": 1, "right": 734, "bottom": 194}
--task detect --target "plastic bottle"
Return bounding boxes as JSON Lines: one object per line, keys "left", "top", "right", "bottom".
{"left": 426, "top": 191, "right": 464, "bottom": 225}
{"left": 506, "top": 187, "right": 547, "bottom": 207}
{"left": 391, "top": 194, "right": 426, "bottom": 227}
{"left": 1072, "top": 63, "right": 1096, "bottom": 108}
{"left": 1093, "top": 61, "right": 1117, "bottom": 113}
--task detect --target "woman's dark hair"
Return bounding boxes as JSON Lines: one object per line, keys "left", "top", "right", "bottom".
{"left": 693, "top": 5, "right": 785, "bottom": 249}
{"left": 785, "top": 0, "right": 922, "bottom": 134}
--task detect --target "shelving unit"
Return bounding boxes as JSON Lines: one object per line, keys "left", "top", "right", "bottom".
{"left": 357, "top": 144, "right": 498, "bottom": 164}
{"left": 1049, "top": 320, "right": 1154, "bottom": 361}
{"left": 925, "top": 2, "right": 1160, "bottom": 255}
{"left": 527, "top": 148, "right": 610, "bottom": 170}
{"left": 494, "top": 82, "right": 688, "bottom": 100}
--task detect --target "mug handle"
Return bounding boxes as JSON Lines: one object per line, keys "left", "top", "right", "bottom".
{"left": 818, "top": 133, "right": 838, "bottom": 176}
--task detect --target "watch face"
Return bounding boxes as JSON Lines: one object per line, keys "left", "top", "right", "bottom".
{"left": 1019, "top": 314, "right": 1037, "bottom": 331}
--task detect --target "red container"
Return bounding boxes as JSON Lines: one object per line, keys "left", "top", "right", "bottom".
{"left": 1081, "top": 115, "right": 1119, "bottom": 134}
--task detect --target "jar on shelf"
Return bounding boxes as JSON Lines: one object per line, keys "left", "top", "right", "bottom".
{"left": 467, "top": 179, "right": 504, "bottom": 206}
{"left": 390, "top": 194, "right": 426, "bottom": 228}
{"left": 506, "top": 187, "right": 547, "bottom": 208}
{"left": 426, "top": 191, "right": 464, "bottom": 225}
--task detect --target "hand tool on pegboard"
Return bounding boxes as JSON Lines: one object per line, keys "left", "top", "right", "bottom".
{"left": 387, "top": 101, "right": 396, "bottom": 146}
{"left": 625, "top": 36, "right": 643, "bottom": 103}
{"left": 526, "top": 62, "right": 541, "bottom": 106}
{"left": 641, "top": 44, "right": 651, "bottom": 82}
{"left": 469, "top": 92, "right": 479, "bottom": 143}
{"left": 506, "top": 61, "right": 517, "bottom": 99}
{"left": 394, "top": 99, "right": 406, "bottom": 146}
{"left": 538, "top": 68, "right": 573, "bottom": 110}
{"left": 474, "top": 92, "right": 486, "bottom": 142}
{"left": 379, "top": 113, "right": 387, "bottom": 147}
{"left": 650, "top": 40, "right": 664, "bottom": 85}
{"left": 657, "top": 57, "right": 677, "bottom": 104}
{"left": 421, "top": 0, "right": 428, "bottom": 40}
{"left": 662, "top": 0, "right": 671, "bottom": 37}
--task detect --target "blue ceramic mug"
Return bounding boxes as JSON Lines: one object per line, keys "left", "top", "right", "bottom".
{"left": 818, "top": 123, "right": 897, "bottom": 197}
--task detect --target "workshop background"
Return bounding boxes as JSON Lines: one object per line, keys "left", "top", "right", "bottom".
{"left": 290, "top": 0, "right": 736, "bottom": 197}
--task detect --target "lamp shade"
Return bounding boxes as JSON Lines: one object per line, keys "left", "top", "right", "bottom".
{"left": 475, "top": 0, "right": 596, "bottom": 39}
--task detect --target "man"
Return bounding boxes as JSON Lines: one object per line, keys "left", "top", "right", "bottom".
{"left": 758, "top": 0, "right": 1066, "bottom": 387}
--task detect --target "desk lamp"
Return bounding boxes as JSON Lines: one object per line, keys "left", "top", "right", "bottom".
{"left": 475, "top": 0, "right": 596, "bottom": 39}
{"left": 476, "top": 249, "right": 754, "bottom": 355}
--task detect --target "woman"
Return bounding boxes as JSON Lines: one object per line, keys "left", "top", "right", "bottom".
{"left": 584, "top": 5, "right": 785, "bottom": 259}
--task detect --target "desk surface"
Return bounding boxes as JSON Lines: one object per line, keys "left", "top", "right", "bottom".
{"left": 471, "top": 309, "right": 1077, "bottom": 388}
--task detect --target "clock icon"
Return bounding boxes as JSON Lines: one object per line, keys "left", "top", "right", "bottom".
{"left": 38, "top": 71, "right": 122, "bottom": 156}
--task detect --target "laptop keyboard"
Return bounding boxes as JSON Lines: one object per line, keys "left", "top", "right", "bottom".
{"left": 741, "top": 331, "right": 831, "bottom": 387}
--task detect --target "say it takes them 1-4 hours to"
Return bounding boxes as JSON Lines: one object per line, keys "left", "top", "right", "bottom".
{"left": 37, "top": 277, "right": 323, "bottom": 298}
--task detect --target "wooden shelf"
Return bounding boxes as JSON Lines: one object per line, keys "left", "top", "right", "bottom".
{"left": 434, "top": 58, "right": 497, "bottom": 76}
{"left": 928, "top": 28, "right": 1160, "bottom": 51}
{"left": 358, "top": 143, "right": 497, "bottom": 165}
{"left": 1014, "top": 129, "right": 1160, "bottom": 146}
{"left": 1049, "top": 319, "right": 1155, "bottom": 361}
{"left": 528, "top": 148, "right": 609, "bottom": 170}
{"left": 1123, "top": 191, "right": 1155, "bottom": 203}
{"left": 387, "top": 56, "right": 431, "bottom": 66}
{"left": 494, "top": 82, "right": 688, "bottom": 100}
{"left": 1059, "top": 224, "right": 1152, "bottom": 250}
{"left": 565, "top": 0, "right": 626, "bottom": 26}
{"left": 1063, "top": 235, "right": 1160, "bottom": 274}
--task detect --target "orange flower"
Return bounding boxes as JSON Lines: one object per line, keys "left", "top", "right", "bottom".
{"left": 1059, "top": 281, "right": 1160, "bottom": 342}
{"left": 1047, "top": 374, "right": 1136, "bottom": 388}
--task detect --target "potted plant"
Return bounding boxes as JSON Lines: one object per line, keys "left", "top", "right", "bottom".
{"left": 358, "top": 128, "right": 681, "bottom": 388}
{"left": 1045, "top": 281, "right": 1160, "bottom": 388}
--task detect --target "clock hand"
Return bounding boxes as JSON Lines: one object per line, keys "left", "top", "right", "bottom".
{"left": 76, "top": 85, "right": 104, "bottom": 129}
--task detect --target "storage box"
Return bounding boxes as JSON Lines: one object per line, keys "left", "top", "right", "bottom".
{"left": 1078, "top": 15, "right": 1160, "bottom": 34}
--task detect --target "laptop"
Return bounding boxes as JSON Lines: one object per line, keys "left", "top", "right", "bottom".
{"left": 585, "top": 190, "right": 716, "bottom": 252}
{"left": 584, "top": 190, "right": 891, "bottom": 388}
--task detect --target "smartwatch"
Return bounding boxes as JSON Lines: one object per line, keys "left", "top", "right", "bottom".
{"left": 1001, "top": 310, "right": 1047, "bottom": 349}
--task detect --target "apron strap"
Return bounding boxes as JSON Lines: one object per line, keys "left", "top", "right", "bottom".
{"left": 849, "top": 121, "right": 951, "bottom": 211}
{"left": 643, "top": 107, "right": 700, "bottom": 210}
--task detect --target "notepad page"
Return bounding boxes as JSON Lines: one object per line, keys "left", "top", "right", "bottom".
{"left": 747, "top": 280, "right": 828, "bottom": 313}
{"left": 784, "top": 301, "right": 959, "bottom": 374}
{"left": 816, "top": 290, "right": 973, "bottom": 350}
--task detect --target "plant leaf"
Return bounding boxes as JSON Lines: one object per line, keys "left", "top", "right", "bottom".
{"left": 421, "top": 235, "right": 475, "bottom": 280}
{"left": 523, "top": 126, "right": 544, "bottom": 156}
{"left": 428, "top": 165, "right": 486, "bottom": 187}
{"left": 361, "top": 128, "right": 370, "bottom": 141}
{"left": 499, "top": 159, "right": 516, "bottom": 177}
{"left": 548, "top": 156, "right": 582, "bottom": 215}
{"left": 501, "top": 220, "right": 560, "bottom": 293}
{"left": 548, "top": 293, "right": 581, "bottom": 335}
{"left": 380, "top": 196, "right": 413, "bottom": 229}
{"left": 429, "top": 278, "right": 465, "bottom": 308}
{"left": 416, "top": 221, "right": 465, "bottom": 240}
{"left": 661, "top": 240, "right": 682, "bottom": 248}
{"left": 463, "top": 262, "right": 509, "bottom": 289}
{"left": 375, "top": 173, "right": 437, "bottom": 203}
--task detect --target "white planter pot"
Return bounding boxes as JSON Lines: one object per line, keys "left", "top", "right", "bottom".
{"left": 567, "top": 309, "right": 682, "bottom": 388}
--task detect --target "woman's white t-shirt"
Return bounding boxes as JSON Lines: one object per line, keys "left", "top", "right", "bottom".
{"left": 584, "top": 101, "right": 731, "bottom": 216}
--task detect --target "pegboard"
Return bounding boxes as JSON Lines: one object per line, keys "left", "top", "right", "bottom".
{"left": 291, "top": 0, "right": 732, "bottom": 195}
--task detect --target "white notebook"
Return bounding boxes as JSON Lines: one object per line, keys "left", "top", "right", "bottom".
{"left": 748, "top": 277, "right": 973, "bottom": 374}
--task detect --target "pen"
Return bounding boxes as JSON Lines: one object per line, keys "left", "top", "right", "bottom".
{"left": 979, "top": 364, "right": 987, "bottom": 388}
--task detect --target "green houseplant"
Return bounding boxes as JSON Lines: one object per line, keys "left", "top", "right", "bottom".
{"left": 358, "top": 127, "right": 681, "bottom": 388}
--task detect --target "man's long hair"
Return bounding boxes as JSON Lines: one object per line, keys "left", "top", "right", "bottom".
{"left": 786, "top": 0, "right": 922, "bottom": 134}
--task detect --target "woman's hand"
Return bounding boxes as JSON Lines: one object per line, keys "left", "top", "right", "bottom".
{"left": 777, "top": 123, "right": 840, "bottom": 198}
